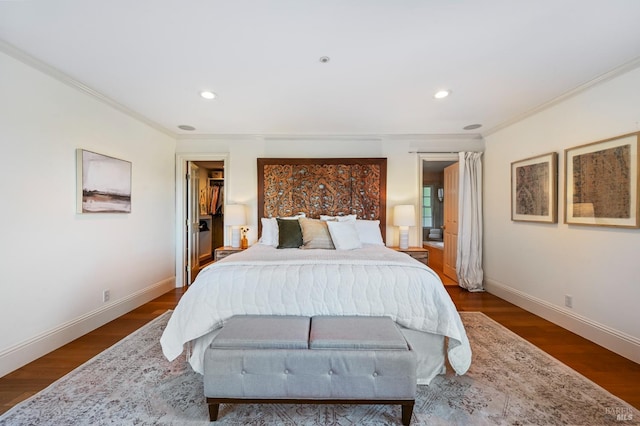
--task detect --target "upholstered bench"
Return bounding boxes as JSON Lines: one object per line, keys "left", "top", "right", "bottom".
{"left": 203, "top": 315, "right": 417, "bottom": 425}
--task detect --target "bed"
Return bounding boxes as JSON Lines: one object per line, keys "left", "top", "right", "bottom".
{"left": 160, "top": 157, "right": 471, "bottom": 385}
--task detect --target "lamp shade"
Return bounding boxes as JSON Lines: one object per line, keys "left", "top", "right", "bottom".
{"left": 393, "top": 205, "right": 415, "bottom": 226}
{"left": 225, "top": 204, "right": 246, "bottom": 226}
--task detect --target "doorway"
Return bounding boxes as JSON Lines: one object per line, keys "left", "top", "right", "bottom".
{"left": 191, "top": 160, "right": 225, "bottom": 275}
{"left": 175, "top": 153, "right": 228, "bottom": 287}
{"left": 419, "top": 154, "right": 458, "bottom": 283}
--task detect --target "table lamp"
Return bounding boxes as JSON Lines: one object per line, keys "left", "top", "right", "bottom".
{"left": 393, "top": 205, "right": 415, "bottom": 250}
{"left": 225, "top": 204, "right": 246, "bottom": 248}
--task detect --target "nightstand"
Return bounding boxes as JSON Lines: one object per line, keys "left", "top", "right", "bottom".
{"left": 214, "top": 246, "right": 245, "bottom": 262}
{"left": 390, "top": 247, "right": 429, "bottom": 266}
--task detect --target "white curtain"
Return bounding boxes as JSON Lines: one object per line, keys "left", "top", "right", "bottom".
{"left": 457, "top": 152, "right": 484, "bottom": 292}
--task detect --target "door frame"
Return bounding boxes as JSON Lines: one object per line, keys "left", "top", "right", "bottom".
{"left": 175, "top": 152, "right": 229, "bottom": 287}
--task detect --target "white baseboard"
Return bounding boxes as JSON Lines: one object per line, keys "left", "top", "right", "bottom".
{"left": 484, "top": 278, "right": 640, "bottom": 364}
{"left": 0, "top": 277, "right": 176, "bottom": 378}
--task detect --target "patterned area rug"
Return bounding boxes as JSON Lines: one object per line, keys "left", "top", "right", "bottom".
{"left": 1, "top": 311, "right": 638, "bottom": 425}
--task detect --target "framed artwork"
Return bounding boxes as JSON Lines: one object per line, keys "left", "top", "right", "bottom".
{"left": 76, "top": 149, "right": 132, "bottom": 213}
{"left": 564, "top": 132, "right": 639, "bottom": 228}
{"left": 511, "top": 152, "right": 558, "bottom": 223}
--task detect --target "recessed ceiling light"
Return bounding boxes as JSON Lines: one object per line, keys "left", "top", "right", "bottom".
{"left": 463, "top": 124, "right": 482, "bottom": 130}
{"left": 319, "top": 56, "right": 330, "bottom": 63}
{"left": 434, "top": 90, "right": 450, "bottom": 99}
{"left": 178, "top": 125, "right": 196, "bottom": 131}
{"left": 200, "top": 91, "right": 216, "bottom": 100}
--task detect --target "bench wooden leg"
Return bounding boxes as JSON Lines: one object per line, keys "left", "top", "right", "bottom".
{"left": 207, "top": 399, "right": 220, "bottom": 421}
{"left": 401, "top": 401, "right": 414, "bottom": 425}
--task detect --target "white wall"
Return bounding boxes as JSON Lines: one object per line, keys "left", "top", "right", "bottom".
{"left": 483, "top": 66, "right": 640, "bottom": 362}
{"left": 0, "top": 51, "right": 176, "bottom": 375}
{"left": 176, "top": 135, "right": 484, "bottom": 246}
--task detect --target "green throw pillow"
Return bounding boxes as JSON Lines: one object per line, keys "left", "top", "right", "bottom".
{"left": 277, "top": 218, "right": 303, "bottom": 249}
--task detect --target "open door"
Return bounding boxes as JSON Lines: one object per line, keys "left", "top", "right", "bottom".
{"left": 175, "top": 154, "right": 227, "bottom": 288}
{"left": 186, "top": 162, "right": 200, "bottom": 285}
{"left": 443, "top": 162, "right": 459, "bottom": 282}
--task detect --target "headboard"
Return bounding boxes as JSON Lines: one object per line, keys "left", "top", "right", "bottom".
{"left": 257, "top": 158, "right": 387, "bottom": 241}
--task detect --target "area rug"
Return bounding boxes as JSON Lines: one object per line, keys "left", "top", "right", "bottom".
{"left": 1, "top": 312, "right": 638, "bottom": 426}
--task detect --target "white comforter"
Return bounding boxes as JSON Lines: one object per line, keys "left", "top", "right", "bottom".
{"left": 160, "top": 244, "right": 471, "bottom": 377}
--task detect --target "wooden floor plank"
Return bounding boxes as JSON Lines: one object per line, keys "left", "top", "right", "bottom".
{"left": 1, "top": 266, "right": 638, "bottom": 415}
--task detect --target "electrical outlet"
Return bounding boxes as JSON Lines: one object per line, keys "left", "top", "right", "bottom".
{"left": 564, "top": 294, "right": 573, "bottom": 309}
{"left": 103, "top": 289, "right": 110, "bottom": 303}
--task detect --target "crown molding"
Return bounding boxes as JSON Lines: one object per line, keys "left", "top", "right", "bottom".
{"left": 263, "top": 134, "right": 382, "bottom": 141}
{"left": 483, "top": 55, "right": 640, "bottom": 137}
{"left": 175, "top": 133, "right": 484, "bottom": 142}
{"left": 176, "top": 133, "right": 385, "bottom": 141}
{"left": 175, "top": 133, "right": 265, "bottom": 141}
{"left": 0, "top": 39, "right": 176, "bottom": 138}
{"left": 389, "top": 133, "right": 483, "bottom": 142}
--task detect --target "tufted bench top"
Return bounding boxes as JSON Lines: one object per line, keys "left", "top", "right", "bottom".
{"left": 310, "top": 315, "right": 408, "bottom": 350}
{"left": 212, "top": 315, "right": 310, "bottom": 349}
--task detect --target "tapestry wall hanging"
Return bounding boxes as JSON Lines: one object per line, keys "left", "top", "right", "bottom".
{"left": 257, "top": 158, "right": 387, "bottom": 237}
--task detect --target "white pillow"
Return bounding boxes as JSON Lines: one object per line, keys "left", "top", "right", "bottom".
{"left": 355, "top": 220, "right": 384, "bottom": 245}
{"left": 326, "top": 221, "right": 362, "bottom": 250}
{"left": 259, "top": 214, "right": 306, "bottom": 247}
{"left": 320, "top": 214, "right": 357, "bottom": 222}
{"left": 259, "top": 218, "right": 278, "bottom": 246}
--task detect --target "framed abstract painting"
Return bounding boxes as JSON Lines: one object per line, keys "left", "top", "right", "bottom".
{"left": 76, "top": 149, "right": 132, "bottom": 213}
{"left": 511, "top": 152, "right": 558, "bottom": 223}
{"left": 564, "top": 132, "right": 639, "bottom": 228}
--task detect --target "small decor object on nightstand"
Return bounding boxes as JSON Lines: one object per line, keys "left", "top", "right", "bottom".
{"left": 240, "top": 227, "right": 249, "bottom": 249}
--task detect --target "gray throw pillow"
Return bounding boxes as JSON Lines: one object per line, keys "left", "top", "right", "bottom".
{"left": 299, "top": 217, "right": 335, "bottom": 249}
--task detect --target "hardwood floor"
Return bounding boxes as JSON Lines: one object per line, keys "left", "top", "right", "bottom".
{"left": 0, "top": 289, "right": 184, "bottom": 416}
{"left": 1, "top": 267, "right": 638, "bottom": 416}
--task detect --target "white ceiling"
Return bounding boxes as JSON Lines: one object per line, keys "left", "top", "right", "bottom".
{"left": 1, "top": 1, "right": 640, "bottom": 138}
